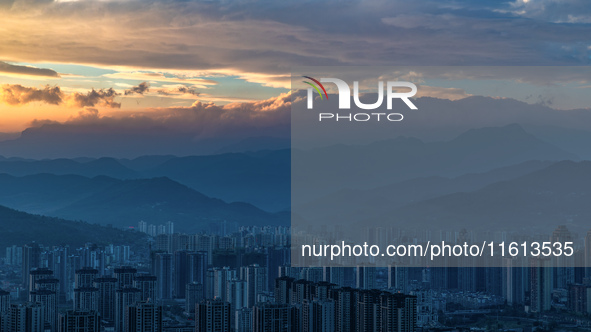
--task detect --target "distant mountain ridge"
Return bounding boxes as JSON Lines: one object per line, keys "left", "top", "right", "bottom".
{"left": 0, "top": 150, "right": 290, "bottom": 212}
{"left": 365, "top": 160, "right": 591, "bottom": 234}
{"left": 0, "top": 173, "right": 118, "bottom": 214}
{"left": 0, "top": 174, "right": 287, "bottom": 232}
{"left": 0, "top": 124, "right": 579, "bottom": 216}
{"left": 144, "top": 149, "right": 290, "bottom": 212}
{"left": 293, "top": 124, "right": 577, "bottom": 203}
{"left": 297, "top": 160, "right": 554, "bottom": 224}
{"left": 0, "top": 205, "right": 146, "bottom": 248}
{"left": 0, "top": 157, "right": 139, "bottom": 178}
{"left": 215, "top": 136, "right": 290, "bottom": 154}
{"left": 4, "top": 96, "right": 591, "bottom": 160}
{"left": 52, "top": 177, "right": 287, "bottom": 232}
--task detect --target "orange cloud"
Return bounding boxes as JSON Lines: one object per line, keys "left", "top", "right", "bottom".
{"left": 0, "top": 84, "right": 62, "bottom": 105}
{"left": 0, "top": 84, "right": 121, "bottom": 108}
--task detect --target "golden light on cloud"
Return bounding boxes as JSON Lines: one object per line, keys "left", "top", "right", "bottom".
{"left": 212, "top": 69, "right": 291, "bottom": 89}
{"left": 0, "top": 84, "right": 62, "bottom": 106}
{"left": 0, "top": 72, "right": 62, "bottom": 81}
{"left": 0, "top": 84, "right": 121, "bottom": 109}
{"left": 103, "top": 72, "right": 218, "bottom": 88}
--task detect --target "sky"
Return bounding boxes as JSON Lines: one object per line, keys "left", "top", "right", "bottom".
{"left": 1, "top": 0, "right": 591, "bottom": 155}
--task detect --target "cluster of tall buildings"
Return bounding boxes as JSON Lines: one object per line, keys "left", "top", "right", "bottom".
{"left": 3, "top": 224, "right": 591, "bottom": 330}
{"left": 0, "top": 265, "right": 161, "bottom": 332}
{"left": 193, "top": 277, "right": 417, "bottom": 332}
{"left": 137, "top": 221, "right": 175, "bottom": 238}
{"left": 15, "top": 242, "right": 132, "bottom": 302}
{"left": 0, "top": 261, "right": 420, "bottom": 332}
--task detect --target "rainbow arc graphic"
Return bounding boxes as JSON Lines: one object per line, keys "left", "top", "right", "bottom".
{"left": 302, "top": 76, "right": 328, "bottom": 100}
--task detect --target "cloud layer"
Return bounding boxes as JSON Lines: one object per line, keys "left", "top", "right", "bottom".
{"left": 0, "top": 61, "right": 60, "bottom": 77}
{"left": 0, "top": 84, "right": 62, "bottom": 105}
{"left": 34, "top": 91, "right": 292, "bottom": 138}
{"left": 124, "top": 82, "right": 149, "bottom": 95}
{"left": 2, "top": 0, "right": 591, "bottom": 88}
{"left": 0, "top": 91, "right": 292, "bottom": 157}
{"left": 0, "top": 84, "right": 121, "bottom": 108}
{"left": 2, "top": 0, "right": 591, "bottom": 158}
{"left": 67, "top": 88, "right": 120, "bottom": 108}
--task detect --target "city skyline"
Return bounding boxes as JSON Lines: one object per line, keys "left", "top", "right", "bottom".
{"left": 2, "top": 223, "right": 591, "bottom": 331}
{"left": 2, "top": 0, "right": 591, "bottom": 331}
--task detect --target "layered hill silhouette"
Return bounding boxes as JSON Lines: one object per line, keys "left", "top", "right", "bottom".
{"left": 292, "top": 124, "right": 577, "bottom": 203}
{"left": 0, "top": 124, "right": 580, "bottom": 231}
{"left": 215, "top": 136, "right": 290, "bottom": 154}
{"left": 0, "top": 157, "right": 139, "bottom": 178}
{"left": 0, "top": 124, "right": 575, "bottom": 211}
{"left": 0, "top": 150, "right": 289, "bottom": 212}
{"left": 366, "top": 160, "right": 591, "bottom": 234}
{"left": 0, "top": 174, "right": 287, "bottom": 232}
{"left": 143, "top": 149, "right": 290, "bottom": 212}
{"left": 0, "top": 205, "right": 146, "bottom": 248}
{"left": 0, "top": 173, "right": 118, "bottom": 214}
{"left": 297, "top": 160, "right": 554, "bottom": 224}
{"left": 52, "top": 177, "right": 287, "bottom": 231}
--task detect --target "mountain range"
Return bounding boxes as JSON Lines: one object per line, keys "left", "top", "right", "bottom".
{"left": 0, "top": 123, "right": 584, "bottom": 234}
{"left": 0, "top": 149, "right": 290, "bottom": 212}
{"left": 0, "top": 174, "right": 287, "bottom": 232}
{"left": 293, "top": 124, "right": 577, "bottom": 203}
{"left": 363, "top": 160, "right": 591, "bottom": 234}
{"left": 4, "top": 96, "right": 591, "bottom": 159}
{"left": 296, "top": 160, "right": 554, "bottom": 225}
{"left": 0, "top": 205, "right": 146, "bottom": 248}
{"left": 0, "top": 124, "right": 576, "bottom": 212}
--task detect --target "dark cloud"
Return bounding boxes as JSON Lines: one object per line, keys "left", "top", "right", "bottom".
{"left": 157, "top": 86, "right": 200, "bottom": 96}
{"left": 0, "top": 61, "right": 60, "bottom": 77}
{"left": 175, "top": 86, "right": 199, "bottom": 96}
{"left": 124, "top": 82, "right": 149, "bottom": 95}
{"left": 0, "top": 84, "right": 62, "bottom": 105}
{"left": 125, "top": 82, "right": 199, "bottom": 97}
{"left": 2, "top": 0, "right": 591, "bottom": 87}
{"left": 68, "top": 88, "right": 121, "bottom": 108}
